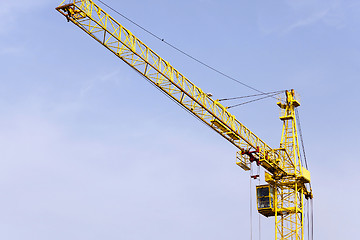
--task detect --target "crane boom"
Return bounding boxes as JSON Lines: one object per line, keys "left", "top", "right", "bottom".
{"left": 56, "top": 0, "right": 286, "bottom": 176}
{"left": 56, "top": 1, "right": 313, "bottom": 240}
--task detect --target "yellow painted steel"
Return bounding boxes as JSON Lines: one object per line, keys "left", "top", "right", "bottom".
{"left": 56, "top": 1, "right": 313, "bottom": 239}
{"left": 55, "top": 0, "right": 291, "bottom": 177}
{"left": 273, "top": 89, "right": 312, "bottom": 240}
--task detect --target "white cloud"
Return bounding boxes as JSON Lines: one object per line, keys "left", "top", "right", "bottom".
{"left": 257, "top": 0, "right": 360, "bottom": 34}
{"left": 285, "top": 8, "right": 330, "bottom": 32}
{"left": 79, "top": 70, "right": 121, "bottom": 97}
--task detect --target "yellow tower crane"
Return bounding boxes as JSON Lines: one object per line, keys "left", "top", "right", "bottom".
{"left": 56, "top": 1, "right": 313, "bottom": 239}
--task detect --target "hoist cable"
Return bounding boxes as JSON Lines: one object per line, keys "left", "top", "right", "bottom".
{"left": 249, "top": 170, "right": 253, "bottom": 240}
{"left": 219, "top": 90, "right": 285, "bottom": 102}
{"left": 257, "top": 166, "right": 261, "bottom": 240}
{"left": 94, "top": 0, "right": 276, "bottom": 96}
{"left": 227, "top": 92, "right": 280, "bottom": 109}
{"left": 306, "top": 200, "right": 310, "bottom": 240}
{"left": 311, "top": 199, "right": 314, "bottom": 240}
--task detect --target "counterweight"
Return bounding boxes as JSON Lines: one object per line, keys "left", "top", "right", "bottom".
{"left": 56, "top": 1, "right": 313, "bottom": 239}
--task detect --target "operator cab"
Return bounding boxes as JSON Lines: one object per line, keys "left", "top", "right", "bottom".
{"left": 256, "top": 184, "right": 275, "bottom": 217}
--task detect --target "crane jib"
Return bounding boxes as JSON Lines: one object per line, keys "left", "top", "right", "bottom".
{"left": 55, "top": 0, "right": 286, "bottom": 176}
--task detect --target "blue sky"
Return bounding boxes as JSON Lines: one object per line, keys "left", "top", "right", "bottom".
{"left": 0, "top": 0, "right": 359, "bottom": 239}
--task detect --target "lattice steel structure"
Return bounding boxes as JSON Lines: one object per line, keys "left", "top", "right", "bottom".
{"left": 56, "top": 1, "right": 313, "bottom": 239}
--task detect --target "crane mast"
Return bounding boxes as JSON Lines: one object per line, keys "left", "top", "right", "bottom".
{"left": 56, "top": 1, "right": 313, "bottom": 239}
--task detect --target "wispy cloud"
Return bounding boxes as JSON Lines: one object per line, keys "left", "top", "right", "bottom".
{"left": 257, "top": 0, "right": 360, "bottom": 35}
{"left": 80, "top": 70, "right": 121, "bottom": 97}
{"left": 285, "top": 8, "right": 330, "bottom": 32}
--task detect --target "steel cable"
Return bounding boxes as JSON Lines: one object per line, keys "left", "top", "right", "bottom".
{"left": 295, "top": 108, "right": 309, "bottom": 169}
{"left": 94, "top": 0, "right": 281, "bottom": 97}
{"left": 219, "top": 90, "right": 285, "bottom": 102}
{"left": 227, "top": 92, "right": 280, "bottom": 109}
